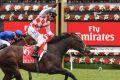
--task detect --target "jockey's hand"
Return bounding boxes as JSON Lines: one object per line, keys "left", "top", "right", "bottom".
{"left": 52, "top": 4, "right": 57, "bottom": 8}
{"left": 10, "top": 42, "right": 13, "bottom": 45}
{"left": 22, "top": 34, "right": 27, "bottom": 38}
{"left": 9, "top": 40, "right": 15, "bottom": 43}
{"left": 14, "top": 38, "right": 19, "bottom": 42}
{"left": 9, "top": 40, "right": 15, "bottom": 45}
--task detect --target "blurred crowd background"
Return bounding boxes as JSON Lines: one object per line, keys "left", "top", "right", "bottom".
{"left": 0, "top": 0, "right": 55, "bottom": 3}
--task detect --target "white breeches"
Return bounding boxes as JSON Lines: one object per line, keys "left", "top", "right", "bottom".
{"left": 27, "top": 26, "right": 46, "bottom": 47}
{"left": 0, "top": 39, "right": 11, "bottom": 46}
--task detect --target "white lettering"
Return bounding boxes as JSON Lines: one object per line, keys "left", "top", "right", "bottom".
{"left": 89, "top": 26, "right": 100, "bottom": 33}
{"left": 78, "top": 32, "right": 115, "bottom": 42}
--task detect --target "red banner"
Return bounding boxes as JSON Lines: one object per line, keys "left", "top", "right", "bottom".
{"left": 4, "top": 21, "right": 56, "bottom": 34}
{"left": 67, "top": 22, "right": 120, "bottom": 46}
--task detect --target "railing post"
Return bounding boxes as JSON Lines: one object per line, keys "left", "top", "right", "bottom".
{"left": 55, "top": 0, "right": 59, "bottom": 35}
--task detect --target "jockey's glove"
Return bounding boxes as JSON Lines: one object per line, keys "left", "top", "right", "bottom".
{"left": 10, "top": 42, "right": 13, "bottom": 45}
{"left": 22, "top": 34, "right": 27, "bottom": 38}
{"left": 14, "top": 38, "right": 19, "bottom": 41}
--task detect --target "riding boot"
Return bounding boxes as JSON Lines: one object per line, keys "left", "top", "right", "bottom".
{"left": 0, "top": 44, "right": 7, "bottom": 49}
{"left": 32, "top": 46, "right": 39, "bottom": 58}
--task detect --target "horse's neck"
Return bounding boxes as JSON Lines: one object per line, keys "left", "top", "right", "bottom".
{"left": 50, "top": 38, "right": 71, "bottom": 56}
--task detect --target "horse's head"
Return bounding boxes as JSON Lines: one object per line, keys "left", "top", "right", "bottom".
{"left": 68, "top": 33, "right": 90, "bottom": 55}
{"left": 20, "top": 34, "right": 37, "bottom": 45}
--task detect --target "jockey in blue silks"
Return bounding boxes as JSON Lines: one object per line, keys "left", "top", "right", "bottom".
{"left": 0, "top": 30, "right": 23, "bottom": 47}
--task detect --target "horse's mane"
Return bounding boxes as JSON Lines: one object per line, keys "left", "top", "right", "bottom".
{"left": 48, "top": 32, "right": 73, "bottom": 43}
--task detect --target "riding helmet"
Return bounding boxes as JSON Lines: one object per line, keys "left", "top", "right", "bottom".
{"left": 49, "top": 11, "right": 57, "bottom": 18}
{"left": 15, "top": 30, "right": 23, "bottom": 36}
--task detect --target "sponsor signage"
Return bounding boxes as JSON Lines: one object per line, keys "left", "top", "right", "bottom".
{"left": 4, "top": 21, "right": 56, "bottom": 34}
{"left": 67, "top": 22, "right": 120, "bottom": 46}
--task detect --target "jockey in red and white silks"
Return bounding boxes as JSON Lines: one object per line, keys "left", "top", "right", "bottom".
{"left": 25, "top": 5, "right": 56, "bottom": 58}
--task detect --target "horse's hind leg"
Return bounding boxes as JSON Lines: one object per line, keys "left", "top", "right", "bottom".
{"left": 1, "top": 67, "right": 14, "bottom": 80}
{"left": 1, "top": 60, "right": 23, "bottom": 80}
{"left": 1, "top": 66, "right": 23, "bottom": 80}
{"left": 3, "top": 73, "right": 13, "bottom": 80}
{"left": 12, "top": 66, "right": 23, "bottom": 80}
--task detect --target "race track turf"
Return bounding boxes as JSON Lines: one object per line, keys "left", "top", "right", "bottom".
{"left": 0, "top": 68, "right": 120, "bottom": 80}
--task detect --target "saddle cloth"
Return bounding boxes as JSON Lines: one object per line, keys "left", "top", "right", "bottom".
{"left": 23, "top": 44, "right": 47, "bottom": 63}
{"left": 23, "top": 34, "right": 53, "bottom": 63}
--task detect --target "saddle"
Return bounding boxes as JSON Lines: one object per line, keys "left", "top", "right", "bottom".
{"left": 23, "top": 43, "right": 47, "bottom": 63}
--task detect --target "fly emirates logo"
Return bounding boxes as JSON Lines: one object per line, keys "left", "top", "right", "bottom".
{"left": 78, "top": 26, "right": 115, "bottom": 41}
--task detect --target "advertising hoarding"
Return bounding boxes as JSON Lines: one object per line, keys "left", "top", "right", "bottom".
{"left": 4, "top": 21, "right": 56, "bottom": 34}
{"left": 67, "top": 22, "right": 120, "bottom": 46}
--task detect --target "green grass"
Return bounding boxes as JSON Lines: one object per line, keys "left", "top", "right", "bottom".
{"left": 0, "top": 68, "right": 120, "bottom": 80}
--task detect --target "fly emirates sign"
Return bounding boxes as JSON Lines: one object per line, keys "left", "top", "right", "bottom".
{"left": 67, "top": 22, "right": 120, "bottom": 46}
{"left": 81, "top": 26, "right": 114, "bottom": 41}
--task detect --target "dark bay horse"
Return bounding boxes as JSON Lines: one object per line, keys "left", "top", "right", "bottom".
{"left": 12, "top": 35, "right": 36, "bottom": 80}
{"left": 0, "top": 35, "right": 36, "bottom": 80}
{"left": 0, "top": 32, "right": 90, "bottom": 80}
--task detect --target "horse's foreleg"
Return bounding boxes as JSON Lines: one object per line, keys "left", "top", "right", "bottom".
{"left": 3, "top": 61, "right": 23, "bottom": 80}
{"left": 64, "top": 75, "right": 68, "bottom": 80}
{"left": 48, "top": 68, "right": 77, "bottom": 80}
{"left": 4, "top": 58, "right": 23, "bottom": 80}
{"left": 28, "top": 71, "right": 32, "bottom": 80}
{"left": 3, "top": 73, "right": 13, "bottom": 80}
{"left": 1, "top": 67, "right": 14, "bottom": 80}
{"left": 12, "top": 67, "right": 23, "bottom": 80}
{"left": 62, "top": 69, "right": 77, "bottom": 80}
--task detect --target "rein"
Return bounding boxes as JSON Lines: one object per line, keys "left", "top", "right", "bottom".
{"left": 21, "top": 37, "right": 28, "bottom": 45}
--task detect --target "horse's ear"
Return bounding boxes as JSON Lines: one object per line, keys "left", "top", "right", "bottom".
{"left": 67, "top": 32, "right": 73, "bottom": 35}
{"left": 67, "top": 32, "right": 75, "bottom": 36}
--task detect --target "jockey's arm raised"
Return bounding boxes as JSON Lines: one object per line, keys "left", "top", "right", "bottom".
{"left": 39, "top": 7, "right": 56, "bottom": 18}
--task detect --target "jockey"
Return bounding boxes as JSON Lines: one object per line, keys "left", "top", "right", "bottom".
{"left": 25, "top": 4, "right": 57, "bottom": 58}
{"left": 0, "top": 30, "right": 23, "bottom": 46}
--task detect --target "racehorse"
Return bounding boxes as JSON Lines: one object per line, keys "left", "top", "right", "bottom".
{"left": 0, "top": 32, "right": 90, "bottom": 80}
{"left": 12, "top": 35, "right": 36, "bottom": 80}
{"left": 0, "top": 34, "right": 36, "bottom": 80}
